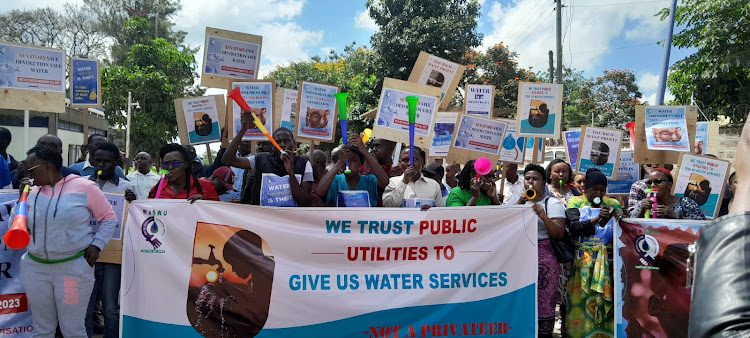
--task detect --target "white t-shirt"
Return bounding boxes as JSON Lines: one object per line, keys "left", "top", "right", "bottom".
{"left": 526, "top": 196, "right": 566, "bottom": 240}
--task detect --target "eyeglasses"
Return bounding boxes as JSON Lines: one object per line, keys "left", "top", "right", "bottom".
{"left": 645, "top": 179, "right": 668, "bottom": 185}
{"left": 26, "top": 163, "right": 44, "bottom": 174}
{"left": 160, "top": 161, "right": 184, "bottom": 170}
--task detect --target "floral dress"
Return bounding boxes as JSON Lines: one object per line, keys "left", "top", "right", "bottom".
{"left": 565, "top": 196, "right": 621, "bottom": 338}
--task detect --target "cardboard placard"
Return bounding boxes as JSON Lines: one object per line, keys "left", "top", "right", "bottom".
{"left": 464, "top": 84, "right": 495, "bottom": 117}
{"left": 175, "top": 95, "right": 226, "bottom": 145}
{"left": 408, "top": 51, "right": 466, "bottom": 109}
{"left": 429, "top": 112, "right": 458, "bottom": 157}
{"left": 576, "top": 126, "right": 624, "bottom": 179}
{"left": 0, "top": 41, "right": 66, "bottom": 113}
{"left": 201, "top": 27, "right": 263, "bottom": 89}
{"left": 497, "top": 118, "right": 524, "bottom": 164}
{"left": 694, "top": 121, "right": 719, "bottom": 155}
{"left": 446, "top": 113, "right": 508, "bottom": 164}
{"left": 634, "top": 105, "right": 697, "bottom": 164}
{"left": 644, "top": 106, "right": 691, "bottom": 152}
{"left": 372, "top": 78, "right": 442, "bottom": 149}
{"left": 671, "top": 153, "right": 731, "bottom": 219}
{"left": 607, "top": 150, "right": 639, "bottom": 195}
{"left": 516, "top": 82, "right": 563, "bottom": 139}
{"left": 69, "top": 57, "right": 102, "bottom": 108}
{"left": 96, "top": 192, "right": 129, "bottom": 264}
{"left": 294, "top": 81, "right": 340, "bottom": 143}
{"left": 227, "top": 80, "right": 275, "bottom": 141}
{"left": 273, "top": 87, "right": 298, "bottom": 133}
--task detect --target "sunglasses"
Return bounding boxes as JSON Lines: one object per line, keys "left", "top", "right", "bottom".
{"left": 160, "top": 161, "right": 184, "bottom": 170}
{"left": 645, "top": 179, "right": 668, "bottom": 185}
{"left": 26, "top": 163, "right": 44, "bottom": 174}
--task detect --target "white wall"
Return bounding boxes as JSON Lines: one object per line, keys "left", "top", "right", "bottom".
{"left": 5, "top": 126, "right": 86, "bottom": 167}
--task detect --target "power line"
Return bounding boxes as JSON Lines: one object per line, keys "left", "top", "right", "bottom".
{"left": 505, "top": 1, "right": 553, "bottom": 48}
{"left": 571, "top": 0, "right": 668, "bottom": 7}
{"left": 512, "top": 7, "right": 557, "bottom": 50}
{"left": 570, "top": 43, "right": 657, "bottom": 54}
{"left": 502, "top": 0, "right": 549, "bottom": 45}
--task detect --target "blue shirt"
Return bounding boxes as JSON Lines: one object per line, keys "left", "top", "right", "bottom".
{"left": 325, "top": 174, "right": 379, "bottom": 207}
{"left": 69, "top": 160, "right": 127, "bottom": 179}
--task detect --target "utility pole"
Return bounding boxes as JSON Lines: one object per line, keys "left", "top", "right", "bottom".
{"left": 555, "top": 0, "right": 563, "bottom": 84}
{"left": 548, "top": 51, "right": 554, "bottom": 83}
{"left": 656, "top": 0, "right": 678, "bottom": 105}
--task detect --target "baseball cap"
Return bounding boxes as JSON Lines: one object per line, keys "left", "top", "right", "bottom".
{"left": 422, "top": 162, "right": 445, "bottom": 177}
{"left": 212, "top": 166, "right": 237, "bottom": 191}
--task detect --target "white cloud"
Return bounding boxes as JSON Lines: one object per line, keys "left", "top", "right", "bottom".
{"left": 638, "top": 72, "right": 660, "bottom": 93}
{"left": 354, "top": 9, "right": 378, "bottom": 31}
{"left": 643, "top": 91, "right": 674, "bottom": 105}
{"left": 482, "top": 0, "right": 667, "bottom": 73}
{"left": 171, "top": 0, "right": 324, "bottom": 85}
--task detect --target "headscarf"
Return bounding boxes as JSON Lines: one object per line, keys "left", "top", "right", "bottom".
{"left": 584, "top": 168, "right": 607, "bottom": 188}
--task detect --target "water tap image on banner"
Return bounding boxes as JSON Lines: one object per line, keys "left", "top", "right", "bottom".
{"left": 187, "top": 222, "right": 274, "bottom": 338}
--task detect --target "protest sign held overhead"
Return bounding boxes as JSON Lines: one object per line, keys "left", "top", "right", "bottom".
{"left": 516, "top": 82, "right": 563, "bottom": 139}
{"left": 607, "top": 151, "right": 639, "bottom": 195}
{"left": 121, "top": 201, "right": 539, "bottom": 337}
{"left": 498, "top": 118, "right": 525, "bottom": 164}
{"left": 69, "top": 57, "right": 101, "bottom": 108}
{"left": 201, "top": 27, "right": 262, "bottom": 88}
{"left": 447, "top": 114, "right": 508, "bottom": 164}
{"left": 228, "top": 80, "right": 275, "bottom": 141}
{"left": 645, "top": 106, "right": 691, "bottom": 152}
{"left": 464, "top": 84, "right": 494, "bottom": 117}
{"left": 174, "top": 95, "right": 226, "bottom": 145}
{"left": 295, "top": 81, "right": 340, "bottom": 143}
{"left": 634, "top": 105, "right": 698, "bottom": 164}
{"left": 694, "top": 121, "right": 719, "bottom": 155}
{"left": 408, "top": 52, "right": 466, "bottom": 109}
{"left": 0, "top": 41, "right": 65, "bottom": 112}
{"left": 672, "top": 153, "right": 731, "bottom": 219}
{"left": 563, "top": 130, "right": 581, "bottom": 172}
{"left": 274, "top": 88, "right": 298, "bottom": 133}
{"left": 576, "top": 126, "right": 623, "bottom": 179}
{"left": 429, "top": 112, "right": 458, "bottom": 157}
{"left": 373, "top": 78, "right": 441, "bottom": 148}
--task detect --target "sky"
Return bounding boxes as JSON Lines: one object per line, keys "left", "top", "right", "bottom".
{"left": 3, "top": 0, "right": 691, "bottom": 106}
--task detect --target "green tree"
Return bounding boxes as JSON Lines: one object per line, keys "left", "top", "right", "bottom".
{"left": 83, "top": 0, "right": 191, "bottom": 65}
{"left": 267, "top": 44, "right": 383, "bottom": 148}
{"left": 660, "top": 0, "right": 750, "bottom": 123}
{"left": 102, "top": 37, "right": 203, "bottom": 158}
{"left": 575, "top": 69, "right": 642, "bottom": 129}
{"left": 0, "top": 5, "right": 108, "bottom": 58}
{"left": 367, "top": 0, "right": 482, "bottom": 85}
{"left": 460, "top": 43, "right": 539, "bottom": 111}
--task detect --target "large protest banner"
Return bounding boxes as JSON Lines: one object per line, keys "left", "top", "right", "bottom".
{"left": 0, "top": 192, "right": 35, "bottom": 337}
{"left": 615, "top": 218, "right": 706, "bottom": 338}
{"left": 121, "top": 201, "right": 539, "bottom": 337}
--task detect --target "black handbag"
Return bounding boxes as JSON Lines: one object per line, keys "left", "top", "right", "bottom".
{"left": 545, "top": 197, "right": 575, "bottom": 263}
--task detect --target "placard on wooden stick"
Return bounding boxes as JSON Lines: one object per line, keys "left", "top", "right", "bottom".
{"left": 634, "top": 105, "right": 697, "bottom": 164}
{"left": 200, "top": 27, "right": 263, "bottom": 89}
{"left": 372, "top": 78, "right": 442, "bottom": 149}
{"left": 227, "top": 80, "right": 276, "bottom": 141}
{"left": 0, "top": 41, "right": 66, "bottom": 113}
{"left": 174, "top": 95, "right": 226, "bottom": 145}
{"left": 408, "top": 51, "right": 466, "bottom": 109}
{"left": 273, "top": 87, "right": 297, "bottom": 133}
{"left": 671, "top": 152, "right": 731, "bottom": 219}
{"left": 576, "top": 126, "right": 624, "bottom": 180}
{"left": 694, "top": 121, "right": 719, "bottom": 155}
{"left": 69, "top": 57, "right": 102, "bottom": 108}
{"left": 295, "top": 81, "right": 341, "bottom": 144}
{"left": 464, "top": 84, "right": 495, "bottom": 117}
{"left": 446, "top": 113, "right": 508, "bottom": 164}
